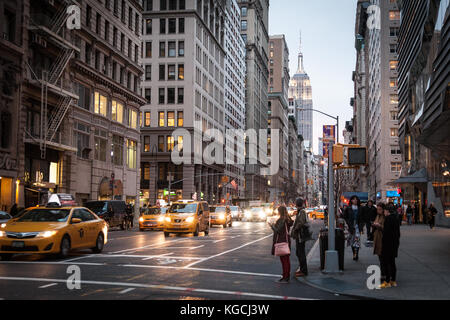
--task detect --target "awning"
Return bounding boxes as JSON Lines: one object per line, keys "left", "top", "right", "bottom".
{"left": 394, "top": 168, "right": 428, "bottom": 184}
{"left": 343, "top": 192, "right": 369, "bottom": 202}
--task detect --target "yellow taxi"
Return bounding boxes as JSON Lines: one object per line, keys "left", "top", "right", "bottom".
{"left": 139, "top": 207, "right": 168, "bottom": 231}
{"left": 0, "top": 204, "right": 108, "bottom": 260}
{"left": 163, "top": 200, "right": 210, "bottom": 237}
{"left": 209, "top": 206, "right": 232, "bottom": 228}
{"left": 309, "top": 208, "right": 325, "bottom": 220}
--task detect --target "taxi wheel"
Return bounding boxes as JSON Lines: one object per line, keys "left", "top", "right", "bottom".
{"left": 92, "top": 233, "right": 104, "bottom": 253}
{"left": 59, "top": 236, "right": 71, "bottom": 258}
{"left": 0, "top": 254, "right": 13, "bottom": 261}
{"left": 193, "top": 224, "right": 200, "bottom": 237}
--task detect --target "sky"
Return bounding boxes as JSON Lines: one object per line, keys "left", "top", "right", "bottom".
{"left": 269, "top": 0, "right": 357, "bottom": 154}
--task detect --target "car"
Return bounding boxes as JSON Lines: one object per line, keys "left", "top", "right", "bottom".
{"left": 163, "top": 200, "right": 210, "bottom": 237}
{"left": 230, "top": 206, "right": 243, "bottom": 221}
{"left": 210, "top": 206, "right": 232, "bottom": 228}
{"left": 84, "top": 200, "right": 129, "bottom": 230}
{"left": 139, "top": 206, "right": 166, "bottom": 231}
{"left": 310, "top": 209, "right": 325, "bottom": 220}
{"left": 0, "top": 205, "right": 108, "bottom": 260}
{"left": 0, "top": 211, "right": 12, "bottom": 226}
{"left": 243, "top": 207, "right": 268, "bottom": 222}
{"left": 287, "top": 207, "right": 297, "bottom": 217}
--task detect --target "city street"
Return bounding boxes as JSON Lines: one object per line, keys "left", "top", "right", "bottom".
{"left": 0, "top": 220, "right": 349, "bottom": 300}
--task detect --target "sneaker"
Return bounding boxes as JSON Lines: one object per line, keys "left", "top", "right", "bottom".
{"left": 378, "top": 281, "right": 391, "bottom": 289}
{"left": 295, "top": 271, "right": 307, "bottom": 277}
{"left": 276, "top": 278, "right": 289, "bottom": 284}
{"left": 390, "top": 281, "right": 398, "bottom": 287}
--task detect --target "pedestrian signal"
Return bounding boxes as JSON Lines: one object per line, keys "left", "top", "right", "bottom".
{"left": 332, "top": 145, "right": 344, "bottom": 164}
{"left": 348, "top": 147, "right": 367, "bottom": 166}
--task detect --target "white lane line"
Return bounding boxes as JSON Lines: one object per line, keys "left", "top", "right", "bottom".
{"left": 213, "top": 239, "right": 226, "bottom": 243}
{"left": 0, "top": 261, "right": 105, "bottom": 266}
{"left": 307, "top": 238, "right": 320, "bottom": 261}
{"left": 142, "top": 253, "right": 173, "bottom": 261}
{"left": 39, "top": 283, "right": 58, "bottom": 289}
{"left": 110, "top": 237, "right": 189, "bottom": 254}
{"left": 0, "top": 276, "right": 314, "bottom": 300}
{"left": 119, "top": 288, "right": 135, "bottom": 294}
{"left": 121, "top": 264, "right": 280, "bottom": 278}
{"left": 81, "top": 253, "right": 204, "bottom": 260}
{"left": 60, "top": 255, "right": 95, "bottom": 263}
{"left": 189, "top": 245, "right": 204, "bottom": 250}
{"left": 183, "top": 234, "right": 272, "bottom": 268}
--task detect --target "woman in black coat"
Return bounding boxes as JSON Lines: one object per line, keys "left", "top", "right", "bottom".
{"left": 270, "top": 206, "right": 294, "bottom": 283}
{"left": 344, "top": 196, "right": 364, "bottom": 261}
{"left": 380, "top": 204, "right": 400, "bottom": 288}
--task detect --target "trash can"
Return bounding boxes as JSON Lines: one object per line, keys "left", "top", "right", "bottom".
{"left": 319, "top": 227, "right": 345, "bottom": 271}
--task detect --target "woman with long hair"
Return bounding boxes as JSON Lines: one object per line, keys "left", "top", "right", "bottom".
{"left": 344, "top": 195, "right": 364, "bottom": 261}
{"left": 270, "top": 206, "right": 294, "bottom": 283}
{"left": 372, "top": 203, "right": 386, "bottom": 283}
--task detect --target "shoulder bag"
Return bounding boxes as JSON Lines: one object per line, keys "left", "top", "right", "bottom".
{"left": 274, "top": 223, "right": 290, "bottom": 256}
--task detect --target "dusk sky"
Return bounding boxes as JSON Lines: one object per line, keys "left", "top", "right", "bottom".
{"left": 269, "top": 0, "right": 358, "bottom": 154}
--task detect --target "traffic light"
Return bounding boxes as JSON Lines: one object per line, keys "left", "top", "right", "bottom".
{"left": 332, "top": 145, "right": 344, "bottom": 164}
{"left": 348, "top": 147, "right": 368, "bottom": 166}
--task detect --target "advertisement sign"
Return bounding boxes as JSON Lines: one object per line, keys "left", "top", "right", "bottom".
{"left": 322, "top": 125, "right": 336, "bottom": 158}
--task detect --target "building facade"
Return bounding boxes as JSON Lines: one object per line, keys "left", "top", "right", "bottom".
{"left": 397, "top": 0, "right": 450, "bottom": 226}
{"left": 140, "top": 0, "right": 227, "bottom": 205}
{"left": 366, "top": 0, "right": 401, "bottom": 202}
{"left": 267, "top": 34, "right": 289, "bottom": 203}
{"left": 237, "top": 0, "right": 270, "bottom": 202}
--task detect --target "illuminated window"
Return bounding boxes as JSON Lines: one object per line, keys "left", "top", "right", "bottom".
{"left": 390, "top": 79, "right": 398, "bottom": 87}
{"left": 177, "top": 111, "right": 184, "bottom": 127}
{"left": 167, "top": 136, "right": 174, "bottom": 152}
{"left": 94, "top": 92, "right": 107, "bottom": 116}
{"left": 390, "top": 128, "right": 398, "bottom": 137}
{"left": 390, "top": 94, "right": 399, "bottom": 104}
{"left": 144, "top": 112, "right": 151, "bottom": 127}
{"left": 391, "top": 162, "right": 402, "bottom": 172}
{"left": 158, "top": 135, "right": 164, "bottom": 152}
{"left": 167, "top": 111, "right": 175, "bottom": 127}
{"left": 144, "top": 136, "right": 150, "bottom": 152}
{"left": 111, "top": 100, "right": 123, "bottom": 123}
{"left": 128, "top": 109, "right": 137, "bottom": 129}
{"left": 389, "top": 10, "right": 400, "bottom": 20}
{"left": 126, "top": 139, "right": 137, "bottom": 169}
{"left": 177, "top": 136, "right": 183, "bottom": 151}
{"left": 405, "top": 135, "right": 412, "bottom": 161}
{"left": 159, "top": 111, "right": 165, "bottom": 127}
{"left": 390, "top": 60, "right": 398, "bottom": 70}
{"left": 178, "top": 64, "right": 184, "bottom": 80}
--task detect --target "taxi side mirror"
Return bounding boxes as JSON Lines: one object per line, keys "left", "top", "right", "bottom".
{"left": 71, "top": 218, "right": 82, "bottom": 224}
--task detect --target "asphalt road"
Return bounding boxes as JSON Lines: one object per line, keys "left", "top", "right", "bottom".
{"left": 0, "top": 220, "right": 351, "bottom": 300}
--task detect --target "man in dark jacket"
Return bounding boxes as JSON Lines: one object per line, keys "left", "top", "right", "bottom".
{"left": 291, "top": 198, "right": 309, "bottom": 277}
{"left": 362, "top": 200, "right": 377, "bottom": 241}
{"left": 380, "top": 204, "right": 400, "bottom": 288}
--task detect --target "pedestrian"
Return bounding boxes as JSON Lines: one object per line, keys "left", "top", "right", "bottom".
{"left": 422, "top": 203, "right": 428, "bottom": 225}
{"left": 379, "top": 204, "right": 400, "bottom": 288}
{"left": 344, "top": 195, "right": 364, "bottom": 261}
{"left": 290, "top": 198, "right": 311, "bottom": 277}
{"left": 362, "top": 200, "right": 377, "bottom": 242}
{"left": 270, "top": 206, "right": 294, "bottom": 283}
{"left": 397, "top": 205, "right": 404, "bottom": 225}
{"left": 372, "top": 203, "right": 386, "bottom": 283}
{"left": 406, "top": 204, "right": 413, "bottom": 225}
{"left": 414, "top": 203, "right": 420, "bottom": 224}
{"left": 428, "top": 203, "right": 437, "bottom": 230}
{"left": 9, "top": 203, "right": 18, "bottom": 217}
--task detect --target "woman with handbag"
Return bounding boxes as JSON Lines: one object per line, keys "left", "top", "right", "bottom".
{"left": 270, "top": 206, "right": 294, "bottom": 283}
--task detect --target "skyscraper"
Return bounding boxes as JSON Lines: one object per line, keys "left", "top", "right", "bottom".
{"left": 289, "top": 34, "right": 313, "bottom": 146}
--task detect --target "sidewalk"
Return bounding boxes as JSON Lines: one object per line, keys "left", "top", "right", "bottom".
{"left": 299, "top": 224, "right": 450, "bottom": 300}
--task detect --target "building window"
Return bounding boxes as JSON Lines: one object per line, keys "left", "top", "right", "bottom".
{"left": 167, "top": 136, "right": 174, "bottom": 152}
{"left": 390, "top": 111, "right": 398, "bottom": 120}
{"left": 177, "top": 111, "right": 184, "bottom": 126}
{"left": 159, "top": 41, "right": 166, "bottom": 57}
{"left": 391, "top": 162, "right": 401, "bottom": 172}
{"left": 96, "top": 13, "right": 101, "bottom": 34}
{"left": 145, "top": 42, "right": 152, "bottom": 57}
{"left": 159, "top": 111, "right": 165, "bottom": 126}
{"left": 390, "top": 78, "right": 398, "bottom": 87}
{"left": 389, "top": 10, "right": 400, "bottom": 20}
{"left": 145, "top": 88, "right": 151, "bottom": 103}
{"left": 168, "top": 18, "right": 176, "bottom": 33}
{"left": 179, "top": 18, "right": 185, "bottom": 33}
{"left": 94, "top": 133, "right": 107, "bottom": 162}
{"left": 178, "top": 41, "right": 185, "bottom": 56}
{"left": 390, "top": 94, "right": 399, "bottom": 104}
{"left": 241, "top": 20, "right": 247, "bottom": 31}
{"left": 178, "top": 64, "right": 184, "bottom": 80}
{"left": 241, "top": 7, "right": 247, "bottom": 17}
{"left": 178, "top": 88, "right": 184, "bottom": 104}
{"left": 160, "top": 0, "right": 167, "bottom": 10}
{"left": 168, "top": 41, "right": 176, "bottom": 57}
{"left": 144, "top": 112, "right": 151, "bottom": 127}
{"left": 105, "top": 20, "right": 109, "bottom": 41}
{"left": 94, "top": 92, "right": 108, "bottom": 117}
{"left": 76, "top": 83, "right": 91, "bottom": 110}
{"left": 128, "top": 109, "right": 137, "bottom": 129}
{"left": 179, "top": 0, "right": 185, "bottom": 10}
{"left": 112, "top": 100, "right": 123, "bottom": 123}
{"left": 390, "top": 43, "right": 397, "bottom": 54}
{"left": 167, "top": 88, "right": 175, "bottom": 104}
{"left": 390, "top": 60, "right": 398, "bottom": 70}
{"left": 126, "top": 139, "right": 137, "bottom": 169}
{"left": 167, "top": 111, "right": 175, "bottom": 126}
{"left": 158, "top": 135, "right": 165, "bottom": 152}
{"left": 390, "top": 27, "right": 399, "bottom": 37}
{"left": 160, "top": 18, "right": 166, "bottom": 33}
{"left": 146, "top": 19, "right": 152, "bottom": 34}
{"left": 73, "top": 123, "right": 90, "bottom": 159}
{"left": 168, "top": 64, "right": 176, "bottom": 80}
{"left": 176, "top": 136, "right": 183, "bottom": 151}
{"left": 390, "top": 128, "right": 398, "bottom": 137}
{"left": 144, "top": 136, "right": 150, "bottom": 152}
{"left": 145, "top": 65, "right": 152, "bottom": 80}
{"left": 159, "top": 88, "right": 165, "bottom": 104}
{"left": 86, "top": 5, "right": 92, "bottom": 27}
{"left": 145, "top": 0, "right": 153, "bottom": 11}
{"left": 159, "top": 64, "right": 165, "bottom": 80}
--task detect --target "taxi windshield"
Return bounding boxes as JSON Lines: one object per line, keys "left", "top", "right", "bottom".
{"left": 251, "top": 207, "right": 263, "bottom": 212}
{"left": 230, "top": 207, "right": 239, "bottom": 212}
{"left": 17, "top": 209, "right": 71, "bottom": 222}
{"left": 210, "top": 207, "right": 226, "bottom": 213}
{"left": 169, "top": 203, "right": 197, "bottom": 214}
{"left": 147, "top": 208, "right": 162, "bottom": 215}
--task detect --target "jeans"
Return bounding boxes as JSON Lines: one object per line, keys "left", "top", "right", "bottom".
{"left": 407, "top": 214, "right": 412, "bottom": 225}
{"left": 295, "top": 238, "right": 308, "bottom": 275}
{"left": 381, "top": 254, "right": 397, "bottom": 282}
{"left": 280, "top": 255, "right": 290, "bottom": 279}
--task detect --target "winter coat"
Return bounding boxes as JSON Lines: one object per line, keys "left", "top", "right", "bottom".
{"left": 344, "top": 205, "right": 364, "bottom": 234}
{"left": 372, "top": 214, "right": 385, "bottom": 256}
{"left": 271, "top": 217, "right": 293, "bottom": 256}
{"left": 381, "top": 214, "right": 400, "bottom": 258}
{"left": 362, "top": 205, "right": 377, "bottom": 223}
{"left": 290, "top": 208, "right": 307, "bottom": 241}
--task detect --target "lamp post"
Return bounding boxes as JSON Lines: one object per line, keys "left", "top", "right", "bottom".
{"left": 298, "top": 108, "right": 340, "bottom": 273}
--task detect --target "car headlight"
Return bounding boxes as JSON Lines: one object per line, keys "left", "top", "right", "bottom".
{"left": 259, "top": 211, "right": 267, "bottom": 219}
{"left": 0, "top": 223, "right": 6, "bottom": 228}
{"left": 158, "top": 216, "right": 165, "bottom": 222}
{"left": 165, "top": 216, "right": 171, "bottom": 223}
{"left": 186, "top": 216, "right": 195, "bottom": 223}
{"left": 265, "top": 208, "right": 271, "bottom": 214}
{"left": 38, "top": 231, "right": 57, "bottom": 238}
{"left": 139, "top": 217, "right": 144, "bottom": 222}
{"left": 219, "top": 213, "right": 225, "bottom": 220}
{"left": 245, "top": 211, "right": 252, "bottom": 218}
{"left": 0, "top": 231, "right": 5, "bottom": 237}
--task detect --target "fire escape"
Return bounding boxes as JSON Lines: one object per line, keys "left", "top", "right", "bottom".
{"left": 26, "top": 0, "right": 80, "bottom": 159}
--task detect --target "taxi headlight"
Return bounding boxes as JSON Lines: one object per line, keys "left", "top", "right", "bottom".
{"left": 219, "top": 214, "right": 225, "bottom": 220}
{"left": 139, "top": 217, "right": 144, "bottom": 222}
{"left": 265, "top": 208, "right": 271, "bottom": 214}
{"left": 165, "top": 217, "right": 171, "bottom": 223}
{"left": 38, "top": 231, "right": 57, "bottom": 238}
{"left": 186, "top": 216, "right": 195, "bottom": 223}
{"left": 0, "top": 231, "right": 5, "bottom": 237}
{"left": 259, "top": 211, "right": 267, "bottom": 219}
{"left": 158, "top": 216, "right": 165, "bottom": 222}
{"left": 0, "top": 223, "right": 6, "bottom": 228}
{"left": 245, "top": 211, "right": 252, "bottom": 218}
